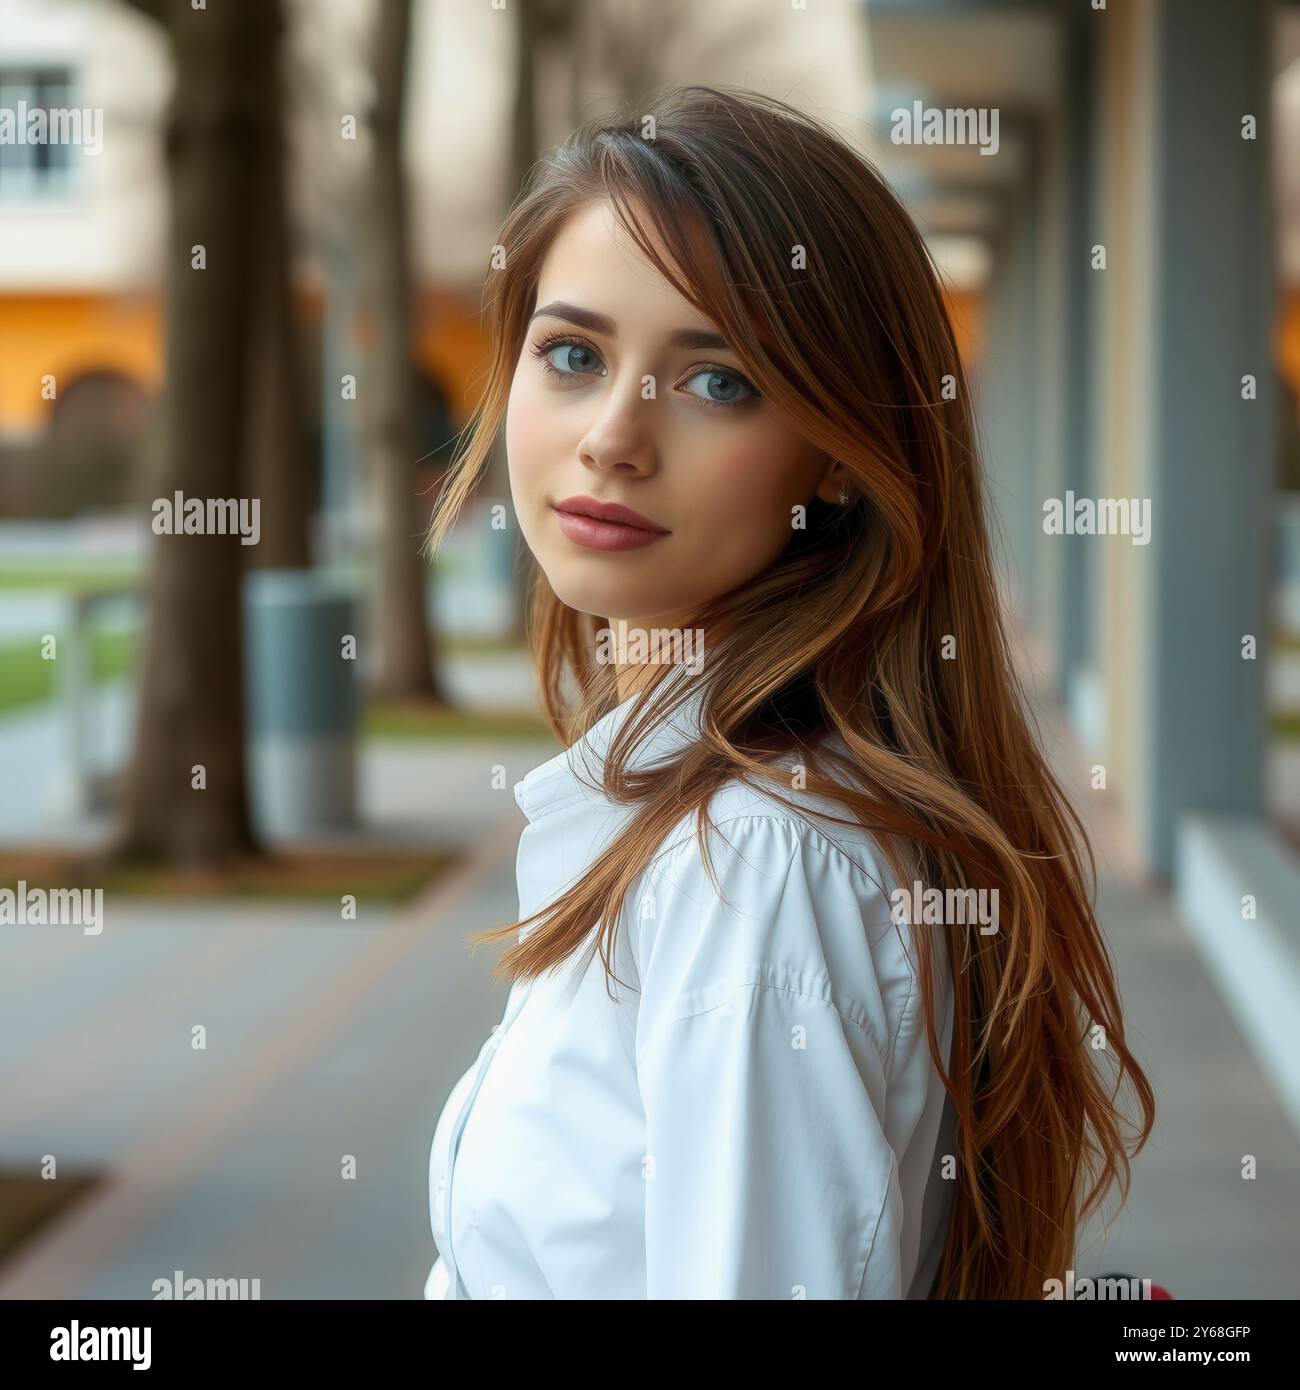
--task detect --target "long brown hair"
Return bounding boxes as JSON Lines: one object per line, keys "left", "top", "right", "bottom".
{"left": 424, "top": 84, "right": 1155, "bottom": 1300}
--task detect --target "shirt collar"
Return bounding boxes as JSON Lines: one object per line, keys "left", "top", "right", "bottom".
{"left": 513, "top": 672, "right": 709, "bottom": 823}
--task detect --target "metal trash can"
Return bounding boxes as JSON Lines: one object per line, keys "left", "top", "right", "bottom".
{"left": 243, "top": 569, "right": 359, "bottom": 839}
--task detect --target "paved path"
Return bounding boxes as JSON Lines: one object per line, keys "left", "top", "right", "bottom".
{"left": 0, "top": 749, "right": 550, "bottom": 1299}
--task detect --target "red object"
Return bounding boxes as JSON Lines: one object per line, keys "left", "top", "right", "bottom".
{"left": 1150, "top": 1283, "right": 1174, "bottom": 1300}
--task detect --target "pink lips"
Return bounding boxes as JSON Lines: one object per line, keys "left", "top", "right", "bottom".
{"left": 551, "top": 496, "right": 670, "bottom": 553}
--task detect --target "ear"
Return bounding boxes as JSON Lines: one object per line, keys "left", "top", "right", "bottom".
{"left": 812, "top": 455, "right": 852, "bottom": 507}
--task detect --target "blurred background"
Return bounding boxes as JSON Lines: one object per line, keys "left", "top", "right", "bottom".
{"left": 0, "top": 0, "right": 1297, "bottom": 1300}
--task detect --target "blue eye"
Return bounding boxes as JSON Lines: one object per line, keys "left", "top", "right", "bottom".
{"left": 530, "top": 335, "right": 605, "bottom": 378}
{"left": 681, "top": 368, "right": 758, "bottom": 409}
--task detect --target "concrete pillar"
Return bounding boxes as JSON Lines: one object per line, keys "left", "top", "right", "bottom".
{"left": 980, "top": 172, "right": 1042, "bottom": 619}
{"left": 1139, "top": 0, "right": 1276, "bottom": 874}
{"left": 1056, "top": 8, "right": 1099, "bottom": 713}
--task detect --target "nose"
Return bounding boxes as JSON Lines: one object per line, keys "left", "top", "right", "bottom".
{"left": 575, "top": 378, "right": 658, "bottom": 479}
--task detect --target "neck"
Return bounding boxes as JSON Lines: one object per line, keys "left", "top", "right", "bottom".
{"left": 605, "top": 615, "right": 709, "bottom": 703}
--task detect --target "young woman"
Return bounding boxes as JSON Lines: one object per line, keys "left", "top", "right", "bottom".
{"left": 421, "top": 84, "right": 1155, "bottom": 1300}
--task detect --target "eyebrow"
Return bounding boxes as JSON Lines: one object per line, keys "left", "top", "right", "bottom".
{"left": 530, "top": 300, "right": 732, "bottom": 352}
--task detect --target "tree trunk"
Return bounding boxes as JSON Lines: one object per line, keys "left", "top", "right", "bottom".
{"left": 499, "top": 0, "right": 542, "bottom": 644}
{"left": 364, "top": 0, "right": 443, "bottom": 701}
{"left": 497, "top": 0, "right": 587, "bottom": 643}
{"left": 112, "top": 0, "right": 266, "bottom": 866}
{"left": 243, "top": 0, "right": 312, "bottom": 572}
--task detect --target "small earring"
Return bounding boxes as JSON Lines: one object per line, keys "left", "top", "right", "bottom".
{"left": 827, "top": 458, "right": 852, "bottom": 507}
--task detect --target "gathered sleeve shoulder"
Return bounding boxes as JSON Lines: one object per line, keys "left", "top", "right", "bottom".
{"left": 628, "top": 811, "right": 915, "bottom": 1299}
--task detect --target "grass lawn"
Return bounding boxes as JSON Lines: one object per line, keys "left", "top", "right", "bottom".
{"left": 0, "top": 847, "right": 458, "bottom": 905}
{"left": 362, "top": 699, "right": 555, "bottom": 742}
{"left": 0, "top": 568, "right": 141, "bottom": 595}
{"left": 440, "top": 632, "right": 530, "bottom": 656}
{"left": 0, "top": 628, "right": 137, "bottom": 716}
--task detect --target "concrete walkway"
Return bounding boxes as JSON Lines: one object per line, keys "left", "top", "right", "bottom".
{"left": 0, "top": 737, "right": 554, "bottom": 1299}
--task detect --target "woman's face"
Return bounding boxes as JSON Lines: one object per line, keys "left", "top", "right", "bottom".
{"left": 506, "top": 199, "right": 846, "bottom": 630}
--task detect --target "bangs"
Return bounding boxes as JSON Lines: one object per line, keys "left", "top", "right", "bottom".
{"left": 593, "top": 135, "right": 740, "bottom": 352}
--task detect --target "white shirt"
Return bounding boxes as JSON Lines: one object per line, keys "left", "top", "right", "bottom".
{"left": 425, "top": 677, "right": 956, "bottom": 1299}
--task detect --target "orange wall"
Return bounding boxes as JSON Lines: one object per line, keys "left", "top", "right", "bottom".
{"left": 3, "top": 283, "right": 1298, "bottom": 438}
{"left": 0, "top": 286, "right": 487, "bottom": 437}
{"left": 0, "top": 293, "right": 163, "bottom": 434}
{"left": 944, "top": 286, "right": 984, "bottom": 368}
{"left": 415, "top": 287, "right": 492, "bottom": 424}
{"left": 1280, "top": 290, "right": 1300, "bottom": 414}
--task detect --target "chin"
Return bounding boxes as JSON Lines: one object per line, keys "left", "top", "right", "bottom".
{"left": 543, "top": 572, "right": 662, "bottom": 624}
{"left": 549, "top": 582, "right": 639, "bottom": 620}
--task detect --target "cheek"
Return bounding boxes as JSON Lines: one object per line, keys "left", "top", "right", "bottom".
{"left": 507, "top": 357, "right": 578, "bottom": 467}
{"left": 505, "top": 378, "right": 545, "bottom": 486}
{"left": 696, "top": 428, "right": 807, "bottom": 541}
{"left": 505, "top": 380, "right": 573, "bottom": 538}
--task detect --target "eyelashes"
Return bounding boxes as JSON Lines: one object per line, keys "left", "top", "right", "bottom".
{"left": 530, "top": 331, "right": 605, "bottom": 382}
{"left": 527, "top": 330, "right": 760, "bottom": 412}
